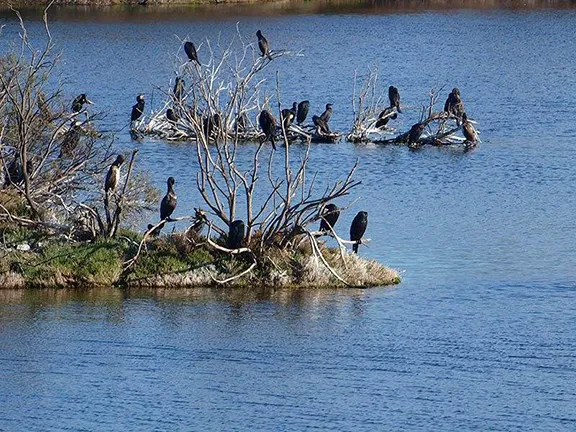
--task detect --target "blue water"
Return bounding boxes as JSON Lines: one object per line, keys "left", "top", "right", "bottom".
{"left": 1, "top": 6, "right": 576, "bottom": 431}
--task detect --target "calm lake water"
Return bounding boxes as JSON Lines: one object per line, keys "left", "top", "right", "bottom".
{"left": 1, "top": 4, "right": 576, "bottom": 431}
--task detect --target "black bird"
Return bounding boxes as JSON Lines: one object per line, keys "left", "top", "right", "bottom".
{"left": 3, "top": 158, "right": 32, "bottom": 188}
{"left": 319, "top": 103, "right": 333, "bottom": 123}
{"left": 388, "top": 86, "right": 402, "bottom": 113}
{"left": 147, "top": 223, "right": 160, "bottom": 238}
{"left": 71, "top": 94, "right": 92, "bottom": 113}
{"left": 166, "top": 108, "right": 179, "bottom": 124}
{"left": 312, "top": 115, "right": 330, "bottom": 135}
{"left": 203, "top": 113, "right": 222, "bottom": 140}
{"left": 350, "top": 211, "right": 368, "bottom": 254}
{"left": 444, "top": 88, "right": 464, "bottom": 119}
{"left": 104, "top": 155, "right": 125, "bottom": 194}
{"left": 131, "top": 94, "right": 145, "bottom": 122}
{"left": 259, "top": 109, "right": 277, "bottom": 150}
{"left": 281, "top": 103, "right": 297, "bottom": 129}
{"left": 184, "top": 41, "right": 199, "bottom": 64}
{"left": 156, "top": 177, "right": 177, "bottom": 235}
{"left": 375, "top": 107, "right": 398, "bottom": 129}
{"left": 407, "top": 122, "right": 426, "bottom": 145}
{"left": 319, "top": 204, "right": 340, "bottom": 233}
{"left": 461, "top": 113, "right": 478, "bottom": 144}
{"left": 59, "top": 120, "right": 82, "bottom": 158}
{"left": 296, "top": 100, "right": 310, "bottom": 125}
{"left": 228, "top": 220, "right": 245, "bottom": 249}
{"left": 256, "top": 30, "right": 272, "bottom": 60}
{"left": 173, "top": 77, "right": 185, "bottom": 102}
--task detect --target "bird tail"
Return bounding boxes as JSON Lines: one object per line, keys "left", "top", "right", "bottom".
{"left": 353, "top": 242, "right": 359, "bottom": 254}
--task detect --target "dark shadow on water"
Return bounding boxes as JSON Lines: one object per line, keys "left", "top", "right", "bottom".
{"left": 2, "top": 0, "right": 576, "bottom": 21}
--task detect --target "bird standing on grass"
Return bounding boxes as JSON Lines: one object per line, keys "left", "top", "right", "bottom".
{"left": 131, "top": 94, "right": 145, "bottom": 122}
{"left": 71, "top": 94, "right": 92, "bottom": 113}
{"left": 319, "top": 204, "right": 340, "bottom": 233}
{"left": 184, "top": 41, "right": 200, "bottom": 64}
{"left": 259, "top": 109, "right": 277, "bottom": 150}
{"left": 256, "top": 30, "right": 272, "bottom": 60}
{"left": 350, "top": 211, "right": 368, "bottom": 254}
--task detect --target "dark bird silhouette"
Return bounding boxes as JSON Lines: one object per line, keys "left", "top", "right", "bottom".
{"left": 461, "top": 112, "right": 478, "bottom": 144}
{"left": 375, "top": 107, "right": 398, "bottom": 129}
{"left": 173, "top": 77, "right": 185, "bottom": 102}
{"left": 59, "top": 120, "right": 82, "bottom": 158}
{"left": 444, "top": 88, "right": 464, "bottom": 120}
{"left": 203, "top": 113, "right": 222, "bottom": 140}
{"left": 388, "top": 86, "right": 402, "bottom": 113}
{"left": 147, "top": 223, "right": 160, "bottom": 238}
{"left": 228, "top": 220, "right": 245, "bottom": 249}
{"left": 281, "top": 103, "right": 297, "bottom": 129}
{"left": 131, "top": 94, "right": 145, "bottom": 122}
{"left": 259, "top": 109, "right": 277, "bottom": 150}
{"left": 407, "top": 122, "right": 426, "bottom": 145}
{"left": 319, "top": 103, "right": 333, "bottom": 123}
{"left": 312, "top": 115, "right": 330, "bottom": 135}
{"left": 296, "top": 100, "right": 310, "bottom": 125}
{"left": 350, "top": 211, "right": 368, "bottom": 254}
{"left": 319, "top": 204, "right": 340, "bottom": 233}
{"left": 166, "top": 108, "right": 179, "bottom": 124}
{"left": 3, "top": 158, "right": 32, "bottom": 188}
{"left": 184, "top": 41, "right": 199, "bottom": 64}
{"left": 256, "top": 30, "right": 272, "bottom": 60}
{"left": 155, "top": 177, "right": 177, "bottom": 235}
{"left": 104, "top": 155, "right": 125, "bottom": 194}
{"left": 71, "top": 94, "right": 92, "bottom": 113}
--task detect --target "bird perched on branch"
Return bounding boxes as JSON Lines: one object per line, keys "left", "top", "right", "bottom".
{"left": 259, "top": 109, "right": 277, "bottom": 150}
{"left": 444, "top": 88, "right": 464, "bottom": 121}
{"left": 155, "top": 176, "right": 177, "bottom": 235}
{"left": 173, "top": 77, "right": 185, "bottom": 102}
{"left": 350, "top": 211, "right": 368, "bottom": 254}
{"left": 461, "top": 112, "right": 478, "bottom": 144}
{"left": 104, "top": 155, "right": 125, "bottom": 194}
{"left": 407, "top": 122, "right": 426, "bottom": 145}
{"left": 256, "top": 30, "right": 272, "bottom": 60}
{"left": 312, "top": 115, "right": 330, "bottom": 135}
{"left": 71, "top": 94, "right": 92, "bottom": 113}
{"left": 166, "top": 108, "right": 179, "bottom": 124}
{"left": 375, "top": 107, "right": 398, "bottom": 129}
{"left": 319, "top": 204, "right": 340, "bottom": 233}
{"left": 281, "top": 102, "right": 297, "bottom": 129}
{"left": 59, "top": 120, "right": 82, "bottom": 158}
{"left": 319, "top": 103, "right": 333, "bottom": 123}
{"left": 296, "top": 100, "right": 310, "bottom": 125}
{"left": 228, "top": 220, "right": 245, "bottom": 249}
{"left": 131, "top": 94, "right": 145, "bottom": 122}
{"left": 388, "top": 86, "right": 402, "bottom": 113}
{"left": 184, "top": 41, "right": 200, "bottom": 64}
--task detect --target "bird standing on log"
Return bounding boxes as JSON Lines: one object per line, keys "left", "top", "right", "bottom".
{"left": 319, "top": 103, "right": 333, "bottom": 123}
{"left": 375, "top": 107, "right": 397, "bottom": 129}
{"left": 296, "top": 100, "right": 309, "bottom": 125}
{"left": 71, "top": 94, "right": 92, "bottom": 113}
{"left": 281, "top": 102, "right": 297, "bottom": 129}
{"left": 131, "top": 94, "right": 145, "bottom": 122}
{"left": 312, "top": 115, "right": 330, "bottom": 135}
{"left": 407, "top": 122, "right": 426, "bottom": 145}
{"left": 350, "top": 211, "right": 368, "bottom": 254}
{"left": 319, "top": 204, "right": 340, "bottom": 233}
{"left": 259, "top": 109, "right": 277, "bottom": 150}
{"left": 256, "top": 30, "right": 272, "bottom": 60}
{"left": 444, "top": 88, "right": 464, "bottom": 121}
{"left": 166, "top": 108, "right": 179, "bottom": 124}
{"left": 388, "top": 86, "right": 402, "bottom": 113}
{"left": 184, "top": 41, "right": 200, "bottom": 64}
{"left": 462, "top": 113, "right": 478, "bottom": 144}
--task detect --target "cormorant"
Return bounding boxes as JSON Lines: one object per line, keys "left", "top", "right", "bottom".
{"left": 296, "top": 100, "right": 310, "bottom": 125}
{"left": 281, "top": 103, "right": 296, "bottom": 129}
{"left": 71, "top": 94, "right": 92, "bottom": 113}
{"left": 350, "top": 211, "right": 368, "bottom": 254}
{"left": 256, "top": 30, "right": 272, "bottom": 60}
{"left": 259, "top": 109, "right": 277, "bottom": 150}
{"left": 375, "top": 107, "right": 398, "bottom": 129}
{"left": 147, "top": 223, "right": 160, "bottom": 238}
{"left": 461, "top": 113, "right": 478, "bottom": 144}
{"left": 228, "top": 220, "right": 245, "bottom": 249}
{"left": 104, "top": 155, "right": 125, "bottom": 194}
{"left": 407, "top": 122, "right": 426, "bottom": 145}
{"left": 203, "top": 113, "right": 222, "bottom": 140}
{"left": 59, "top": 120, "right": 82, "bottom": 158}
{"left": 184, "top": 41, "right": 199, "bottom": 64}
{"left": 131, "top": 94, "right": 145, "bottom": 122}
{"left": 319, "top": 203, "right": 340, "bottom": 233}
{"left": 3, "top": 158, "right": 32, "bottom": 188}
{"left": 312, "top": 115, "right": 330, "bottom": 135}
{"left": 173, "top": 77, "right": 185, "bottom": 102}
{"left": 388, "top": 86, "right": 402, "bottom": 113}
{"left": 319, "top": 103, "right": 333, "bottom": 123}
{"left": 166, "top": 108, "right": 179, "bottom": 124}
{"left": 156, "top": 177, "right": 177, "bottom": 235}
